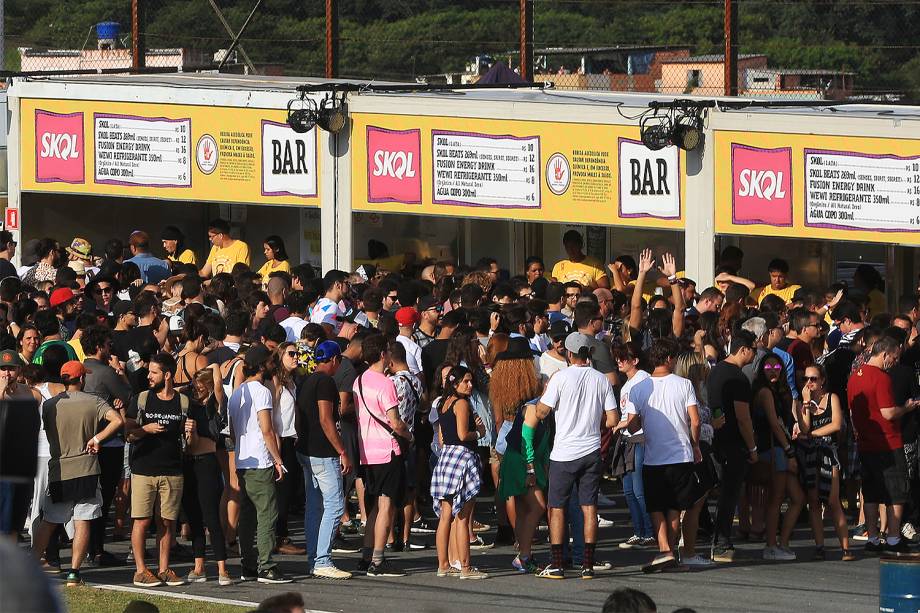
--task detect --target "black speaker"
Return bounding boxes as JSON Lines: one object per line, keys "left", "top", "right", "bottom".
{"left": 0, "top": 399, "right": 40, "bottom": 483}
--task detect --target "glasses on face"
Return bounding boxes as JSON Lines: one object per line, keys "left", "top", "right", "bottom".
{"left": 386, "top": 294, "right": 398, "bottom": 301}
{"left": 764, "top": 364, "right": 783, "bottom": 371}
{"left": 285, "top": 351, "right": 297, "bottom": 358}
{"left": 0, "top": 366, "right": 17, "bottom": 372}
{"left": 804, "top": 375, "right": 821, "bottom": 383}
{"left": 566, "top": 292, "right": 580, "bottom": 299}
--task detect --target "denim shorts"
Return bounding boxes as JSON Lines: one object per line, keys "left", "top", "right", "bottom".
{"left": 769, "top": 446, "right": 788, "bottom": 472}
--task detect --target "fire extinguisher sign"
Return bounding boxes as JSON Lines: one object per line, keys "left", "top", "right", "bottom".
{"left": 4, "top": 208, "right": 20, "bottom": 231}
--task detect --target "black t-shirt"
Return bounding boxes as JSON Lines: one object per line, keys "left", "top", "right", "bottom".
{"left": 824, "top": 347, "right": 857, "bottom": 410}
{"left": 0, "top": 258, "right": 17, "bottom": 280}
{"left": 708, "top": 361, "right": 753, "bottom": 459}
{"left": 207, "top": 345, "right": 238, "bottom": 366}
{"left": 127, "top": 392, "right": 186, "bottom": 476}
{"left": 112, "top": 325, "right": 157, "bottom": 363}
{"left": 295, "top": 372, "right": 340, "bottom": 458}
{"left": 187, "top": 401, "right": 216, "bottom": 442}
{"left": 333, "top": 356, "right": 360, "bottom": 425}
{"left": 421, "top": 338, "right": 450, "bottom": 391}
{"left": 775, "top": 337, "right": 793, "bottom": 353}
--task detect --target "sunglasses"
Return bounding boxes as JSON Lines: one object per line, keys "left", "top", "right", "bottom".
{"left": 565, "top": 293, "right": 580, "bottom": 298}
{"left": 764, "top": 364, "right": 783, "bottom": 371}
{"left": 804, "top": 376, "right": 821, "bottom": 382}
{"left": 93, "top": 286, "right": 114, "bottom": 294}
{"left": 285, "top": 351, "right": 298, "bottom": 358}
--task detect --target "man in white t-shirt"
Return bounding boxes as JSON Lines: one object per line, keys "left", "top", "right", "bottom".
{"left": 279, "top": 290, "right": 310, "bottom": 343}
{"left": 310, "top": 270, "right": 349, "bottom": 337}
{"left": 228, "top": 344, "right": 292, "bottom": 584}
{"left": 535, "top": 332, "right": 618, "bottom": 580}
{"left": 621, "top": 338, "right": 708, "bottom": 573}
{"left": 393, "top": 307, "right": 423, "bottom": 377}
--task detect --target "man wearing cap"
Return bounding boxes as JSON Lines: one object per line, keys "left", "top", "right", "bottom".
{"left": 65, "top": 238, "right": 97, "bottom": 280}
{"left": 228, "top": 344, "right": 291, "bottom": 584}
{"left": 394, "top": 306, "right": 423, "bottom": 377}
{"left": 540, "top": 321, "right": 571, "bottom": 382}
{"left": 295, "top": 340, "right": 354, "bottom": 580}
{"left": 30, "top": 360, "right": 123, "bottom": 587}
{"left": 50, "top": 287, "right": 78, "bottom": 340}
{"left": 413, "top": 296, "right": 441, "bottom": 349}
{"left": 126, "top": 231, "right": 171, "bottom": 285}
{"left": 535, "top": 332, "right": 618, "bottom": 580}
{"left": 279, "top": 290, "right": 310, "bottom": 344}
{"left": 0, "top": 230, "right": 18, "bottom": 281}
{"left": 124, "top": 352, "right": 191, "bottom": 587}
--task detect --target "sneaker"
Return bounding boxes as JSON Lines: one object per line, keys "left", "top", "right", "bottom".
{"left": 332, "top": 535, "right": 361, "bottom": 554}
{"left": 813, "top": 546, "right": 826, "bottom": 561}
{"left": 511, "top": 555, "right": 541, "bottom": 574}
{"left": 356, "top": 559, "right": 371, "bottom": 573}
{"left": 459, "top": 566, "right": 488, "bottom": 580}
{"left": 313, "top": 565, "right": 353, "bottom": 580}
{"left": 682, "top": 554, "right": 715, "bottom": 568}
{"left": 469, "top": 535, "right": 494, "bottom": 550}
{"left": 240, "top": 566, "right": 259, "bottom": 581}
{"left": 366, "top": 560, "right": 406, "bottom": 577}
{"left": 842, "top": 549, "right": 859, "bottom": 562}
{"left": 590, "top": 560, "right": 613, "bottom": 571}
{"left": 403, "top": 540, "right": 427, "bottom": 550}
{"left": 864, "top": 540, "right": 886, "bottom": 555}
{"left": 218, "top": 573, "right": 234, "bottom": 586}
{"left": 597, "top": 515, "right": 615, "bottom": 529}
{"left": 276, "top": 538, "right": 306, "bottom": 556}
{"left": 763, "top": 546, "right": 796, "bottom": 561}
{"left": 257, "top": 568, "right": 293, "bottom": 584}
{"left": 40, "top": 559, "right": 62, "bottom": 574}
{"left": 64, "top": 571, "right": 84, "bottom": 587}
{"left": 450, "top": 559, "right": 462, "bottom": 571}
{"left": 536, "top": 565, "right": 565, "bottom": 580}
{"left": 581, "top": 567, "right": 595, "bottom": 580}
{"left": 851, "top": 524, "right": 869, "bottom": 541}
{"left": 340, "top": 519, "right": 363, "bottom": 535}
{"left": 642, "top": 553, "right": 678, "bottom": 574}
{"left": 187, "top": 571, "right": 207, "bottom": 583}
{"left": 133, "top": 570, "right": 164, "bottom": 587}
{"left": 471, "top": 520, "right": 491, "bottom": 533}
{"left": 619, "top": 535, "right": 644, "bottom": 550}
{"left": 412, "top": 518, "right": 438, "bottom": 534}
{"left": 902, "top": 522, "right": 918, "bottom": 543}
{"left": 711, "top": 544, "right": 735, "bottom": 563}
{"left": 436, "top": 566, "right": 460, "bottom": 577}
{"left": 158, "top": 569, "right": 186, "bottom": 586}
{"left": 885, "top": 539, "right": 911, "bottom": 554}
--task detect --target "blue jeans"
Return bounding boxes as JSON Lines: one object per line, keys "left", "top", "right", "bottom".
{"left": 623, "top": 443, "right": 653, "bottom": 539}
{"left": 563, "top": 484, "right": 585, "bottom": 564}
{"left": 297, "top": 453, "right": 345, "bottom": 571}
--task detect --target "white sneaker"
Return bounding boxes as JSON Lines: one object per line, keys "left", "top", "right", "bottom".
{"left": 187, "top": 571, "right": 207, "bottom": 583}
{"left": 681, "top": 554, "right": 715, "bottom": 568}
{"left": 902, "top": 522, "right": 918, "bottom": 543}
{"left": 619, "top": 535, "right": 644, "bottom": 549}
{"left": 597, "top": 515, "right": 615, "bottom": 528}
{"left": 313, "top": 565, "right": 353, "bottom": 580}
{"left": 763, "top": 546, "right": 796, "bottom": 561}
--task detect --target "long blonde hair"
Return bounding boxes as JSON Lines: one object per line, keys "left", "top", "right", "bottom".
{"left": 489, "top": 358, "right": 540, "bottom": 421}
{"left": 674, "top": 351, "right": 710, "bottom": 407}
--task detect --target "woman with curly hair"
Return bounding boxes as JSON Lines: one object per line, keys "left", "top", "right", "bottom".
{"left": 491, "top": 338, "right": 545, "bottom": 573}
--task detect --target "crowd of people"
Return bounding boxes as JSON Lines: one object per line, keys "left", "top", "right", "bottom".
{"left": 0, "top": 221, "right": 917, "bottom": 592}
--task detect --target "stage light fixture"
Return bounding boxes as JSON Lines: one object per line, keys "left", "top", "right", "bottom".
{"left": 640, "top": 115, "right": 672, "bottom": 151}
{"left": 286, "top": 97, "right": 316, "bottom": 134}
{"left": 317, "top": 98, "right": 347, "bottom": 133}
{"left": 672, "top": 116, "right": 703, "bottom": 151}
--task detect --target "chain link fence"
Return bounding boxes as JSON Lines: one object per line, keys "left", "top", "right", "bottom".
{"left": 4, "top": 0, "right": 916, "bottom": 101}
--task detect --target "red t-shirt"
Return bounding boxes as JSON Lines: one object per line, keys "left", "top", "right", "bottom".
{"left": 787, "top": 339, "right": 814, "bottom": 372}
{"left": 847, "top": 364, "right": 902, "bottom": 453}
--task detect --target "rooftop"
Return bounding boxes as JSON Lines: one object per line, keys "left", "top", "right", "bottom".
{"left": 663, "top": 53, "right": 767, "bottom": 64}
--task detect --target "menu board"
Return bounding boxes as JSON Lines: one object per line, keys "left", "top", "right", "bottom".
{"left": 94, "top": 113, "right": 191, "bottom": 187}
{"left": 432, "top": 130, "right": 540, "bottom": 208}
{"left": 805, "top": 148, "right": 920, "bottom": 231}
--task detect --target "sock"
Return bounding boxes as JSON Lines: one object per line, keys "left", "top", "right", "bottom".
{"left": 361, "top": 547, "right": 372, "bottom": 561}
{"left": 372, "top": 549, "right": 385, "bottom": 565}
{"left": 551, "top": 544, "right": 564, "bottom": 570}
{"left": 887, "top": 536, "right": 901, "bottom": 546}
{"left": 583, "top": 543, "right": 596, "bottom": 570}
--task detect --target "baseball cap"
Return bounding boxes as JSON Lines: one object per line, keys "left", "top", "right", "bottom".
{"left": 417, "top": 296, "right": 441, "bottom": 312}
{"left": 0, "top": 350, "right": 23, "bottom": 368}
{"left": 168, "top": 315, "right": 185, "bottom": 334}
{"left": 243, "top": 344, "right": 272, "bottom": 371}
{"left": 314, "top": 340, "right": 342, "bottom": 362}
{"left": 564, "top": 332, "right": 595, "bottom": 357}
{"left": 112, "top": 300, "right": 135, "bottom": 319}
{"left": 395, "top": 306, "right": 420, "bottom": 327}
{"left": 60, "top": 360, "right": 89, "bottom": 380}
{"left": 49, "top": 287, "right": 76, "bottom": 308}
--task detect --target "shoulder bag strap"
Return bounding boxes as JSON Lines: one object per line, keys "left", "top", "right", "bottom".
{"left": 358, "top": 373, "right": 396, "bottom": 435}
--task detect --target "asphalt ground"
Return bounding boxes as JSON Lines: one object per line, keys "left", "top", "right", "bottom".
{"left": 43, "top": 482, "right": 898, "bottom": 613}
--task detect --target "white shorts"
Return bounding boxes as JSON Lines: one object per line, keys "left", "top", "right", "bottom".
{"left": 43, "top": 486, "right": 102, "bottom": 525}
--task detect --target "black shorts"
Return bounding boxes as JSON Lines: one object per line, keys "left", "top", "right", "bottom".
{"left": 860, "top": 449, "right": 908, "bottom": 505}
{"left": 643, "top": 462, "right": 705, "bottom": 514}
{"left": 547, "top": 450, "right": 602, "bottom": 509}
{"left": 403, "top": 445, "right": 417, "bottom": 491}
{"left": 364, "top": 454, "right": 406, "bottom": 509}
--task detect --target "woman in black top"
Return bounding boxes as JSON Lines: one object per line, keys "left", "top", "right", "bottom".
{"left": 754, "top": 355, "right": 804, "bottom": 561}
{"left": 431, "top": 365, "right": 487, "bottom": 580}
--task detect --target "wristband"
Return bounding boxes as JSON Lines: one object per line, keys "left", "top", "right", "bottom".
{"left": 93, "top": 436, "right": 100, "bottom": 445}
{"left": 668, "top": 275, "right": 678, "bottom": 285}
{"left": 748, "top": 446, "right": 758, "bottom": 453}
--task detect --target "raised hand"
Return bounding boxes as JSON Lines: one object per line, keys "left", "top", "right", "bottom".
{"left": 637, "top": 248, "right": 654, "bottom": 275}
{"left": 658, "top": 252, "right": 677, "bottom": 278}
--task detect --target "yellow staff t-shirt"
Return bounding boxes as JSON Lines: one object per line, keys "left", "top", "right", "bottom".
{"left": 206, "top": 240, "right": 251, "bottom": 275}
{"left": 258, "top": 259, "right": 292, "bottom": 279}
{"left": 757, "top": 283, "right": 801, "bottom": 306}
{"left": 551, "top": 257, "right": 607, "bottom": 288}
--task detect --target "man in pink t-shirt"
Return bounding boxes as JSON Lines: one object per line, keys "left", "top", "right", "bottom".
{"left": 353, "top": 334, "right": 412, "bottom": 577}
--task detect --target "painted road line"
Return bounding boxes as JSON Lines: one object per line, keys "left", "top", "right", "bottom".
{"left": 87, "top": 583, "right": 337, "bottom": 612}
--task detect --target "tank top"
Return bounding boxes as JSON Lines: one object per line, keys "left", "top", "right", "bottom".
{"left": 35, "top": 382, "right": 53, "bottom": 457}
{"left": 439, "top": 396, "right": 476, "bottom": 451}
{"left": 276, "top": 382, "right": 297, "bottom": 439}
{"left": 810, "top": 395, "right": 833, "bottom": 444}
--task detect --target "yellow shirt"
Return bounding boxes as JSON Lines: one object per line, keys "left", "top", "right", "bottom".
{"left": 68, "top": 338, "right": 86, "bottom": 362}
{"left": 167, "top": 249, "right": 197, "bottom": 266}
{"left": 552, "top": 257, "right": 607, "bottom": 288}
{"left": 867, "top": 289, "right": 887, "bottom": 318}
{"left": 258, "top": 259, "right": 292, "bottom": 279}
{"left": 757, "top": 283, "right": 801, "bottom": 306}
{"left": 206, "top": 240, "right": 250, "bottom": 275}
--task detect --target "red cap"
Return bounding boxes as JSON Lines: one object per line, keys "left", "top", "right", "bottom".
{"left": 395, "top": 306, "right": 420, "bottom": 327}
{"left": 61, "top": 360, "right": 90, "bottom": 381}
{"left": 50, "top": 287, "right": 76, "bottom": 308}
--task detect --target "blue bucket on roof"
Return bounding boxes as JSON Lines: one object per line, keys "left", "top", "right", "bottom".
{"left": 880, "top": 554, "right": 920, "bottom": 613}
{"left": 95, "top": 22, "right": 121, "bottom": 41}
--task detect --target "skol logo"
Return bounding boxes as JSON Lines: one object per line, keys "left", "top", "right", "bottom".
{"left": 35, "top": 110, "right": 85, "bottom": 184}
